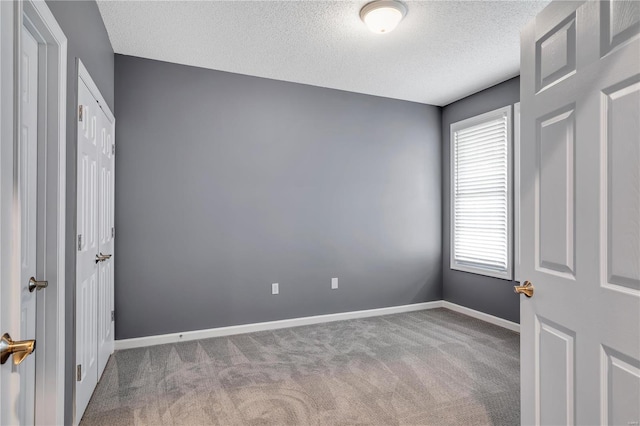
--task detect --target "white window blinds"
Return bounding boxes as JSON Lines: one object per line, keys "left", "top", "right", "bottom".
{"left": 451, "top": 106, "right": 512, "bottom": 280}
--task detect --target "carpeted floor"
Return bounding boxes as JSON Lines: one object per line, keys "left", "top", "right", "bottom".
{"left": 80, "top": 308, "right": 520, "bottom": 425}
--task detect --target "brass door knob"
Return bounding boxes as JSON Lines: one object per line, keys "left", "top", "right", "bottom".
{"left": 514, "top": 281, "right": 534, "bottom": 298}
{"left": 0, "top": 333, "right": 36, "bottom": 365}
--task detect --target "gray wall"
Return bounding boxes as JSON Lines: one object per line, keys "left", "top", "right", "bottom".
{"left": 441, "top": 77, "right": 520, "bottom": 323}
{"left": 114, "top": 55, "right": 442, "bottom": 340}
{"left": 45, "top": 1, "right": 114, "bottom": 423}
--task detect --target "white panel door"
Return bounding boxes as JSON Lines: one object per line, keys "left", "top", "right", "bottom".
{"left": 520, "top": 1, "right": 640, "bottom": 425}
{"left": 96, "top": 106, "right": 114, "bottom": 377}
{"left": 75, "top": 79, "right": 99, "bottom": 421}
{"left": 2, "top": 23, "right": 40, "bottom": 425}
{"left": 75, "top": 64, "right": 115, "bottom": 423}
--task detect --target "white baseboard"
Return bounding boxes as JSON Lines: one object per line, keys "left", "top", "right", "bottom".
{"left": 442, "top": 301, "right": 520, "bottom": 333}
{"left": 115, "top": 300, "right": 520, "bottom": 350}
{"left": 115, "top": 300, "right": 444, "bottom": 350}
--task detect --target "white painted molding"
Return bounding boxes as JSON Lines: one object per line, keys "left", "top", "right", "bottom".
{"left": 21, "top": 1, "right": 68, "bottom": 425}
{"left": 514, "top": 102, "right": 521, "bottom": 283}
{"left": 115, "top": 300, "right": 521, "bottom": 351}
{"left": 115, "top": 301, "right": 445, "bottom": 350}
{"left": 443, "top": 301, "right": 520, "bottom": 333}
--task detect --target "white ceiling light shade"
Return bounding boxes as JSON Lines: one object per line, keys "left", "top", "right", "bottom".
{"left": 360, "top": 0, "right": 407, "bottom": 34}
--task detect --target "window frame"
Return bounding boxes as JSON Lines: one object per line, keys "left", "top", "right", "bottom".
{"left": 450, "top": 105, "right": 513, "bottom": 280}
{"left": 514, "top": 102, "right": 521, "bottom": 282}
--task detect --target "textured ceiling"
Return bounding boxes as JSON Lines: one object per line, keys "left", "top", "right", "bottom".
{"left": 97, "top": 0, "right": 549, "bottom": 106}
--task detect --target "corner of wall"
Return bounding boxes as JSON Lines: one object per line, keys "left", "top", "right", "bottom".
{"left": 440, "top": 76, "right": 521, "bottom": 324}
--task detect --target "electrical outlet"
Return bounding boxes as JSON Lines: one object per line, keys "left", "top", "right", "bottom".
{"left": 331, "top": 278, "right": 338, "bottom": 289}
{"left": 272, "top": 283, "right": 279, "bottom": 295}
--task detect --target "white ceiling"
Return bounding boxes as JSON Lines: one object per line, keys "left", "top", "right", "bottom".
{"left": 97, "top": 0, "right": 549, "bottom": 106}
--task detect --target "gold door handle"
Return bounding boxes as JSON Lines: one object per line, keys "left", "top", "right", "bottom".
{"left": 28, "top": 276, "right": 48, "bottom": 293}
{"left": 0, "top": 333, "right": 36, "bottom": 365}
{"left": 95, "top": 253, "right": 112, "bottom": 263}
{"left": 514, "top": 281, "right": 534, "bottom": 298}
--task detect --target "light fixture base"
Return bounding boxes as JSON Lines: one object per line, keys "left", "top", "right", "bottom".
{"left": 360, "top": 0, "right": 407, "bottom": 34}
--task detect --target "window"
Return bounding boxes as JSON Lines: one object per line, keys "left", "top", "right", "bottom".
{"left": 450, "top": 106, "right": 512, "bottom": 280}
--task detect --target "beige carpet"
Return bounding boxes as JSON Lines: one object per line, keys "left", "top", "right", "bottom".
{"left": 80, "top": 308, "right": 520, "bottom": 425}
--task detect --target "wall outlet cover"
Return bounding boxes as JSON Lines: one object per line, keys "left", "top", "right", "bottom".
{"left": 331, "top": 278, "right": 338, "bottom": 289}
{"left": 271, "top": 283, "right": 279, "bottom": 295}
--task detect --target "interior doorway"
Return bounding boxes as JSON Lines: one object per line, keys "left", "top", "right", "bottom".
{"left": 0, "top": 1, "right": 67, "bottom": 424}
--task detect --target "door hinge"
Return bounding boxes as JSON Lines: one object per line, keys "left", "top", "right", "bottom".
{"left": 111, "top": 227, "right": 115, "bottom": 238}
{"left": 111, "top": 310, "right": 115, "bottom": 322}
{"left": 78, "top": 105, "right": 83, "bottom": 122}
{"left": 112, "top": 144, "right": 115, "bottom": 155}
{"left": 76, "top": 364, "right": 82, "bottom": 381}
{"left": 77, "top": 234, "right": 82, "bottom": 251}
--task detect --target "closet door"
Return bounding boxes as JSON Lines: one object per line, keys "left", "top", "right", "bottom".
{"left": 75, "top": 78, "right": 99, "bottom": 422}
{"left": 75, "top": 62, "right": 116, "bottom": 423}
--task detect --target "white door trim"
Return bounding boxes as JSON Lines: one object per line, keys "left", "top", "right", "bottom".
{"left": 25, "top": 3, "right": 67, "bottom": 424}
{"left": 514, "top": 102, "right": 521, "bottom": 282}
{"left": 0, "top": 0, "right": 67, "bottom": 424}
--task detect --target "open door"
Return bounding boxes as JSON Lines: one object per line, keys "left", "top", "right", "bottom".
{"left": 0, "top": 20, "right": 41, "bottom": 426}
{"left": 520, "top": 1, "right": 639, "bottom": 424}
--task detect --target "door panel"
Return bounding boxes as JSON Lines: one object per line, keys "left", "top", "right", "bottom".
{"left": 536, "top": 317, "right": 575, "bottom": 426}
{"left": 535, "top": 13, "right": 576, "bottom": 92}
{"left": 602, "top": 78, "right": 640, "bottom": 292}
{"left": 601, "top": 345, "right": 640, "bottom": 425}
{"left": 600, "top": 0, "right": 640, "bottom": 55}
{"left": 521, "top": 1, "right": 640, "bottom": 425}
{"left": 536, "top": 106, "right": 575, "bottom": 277}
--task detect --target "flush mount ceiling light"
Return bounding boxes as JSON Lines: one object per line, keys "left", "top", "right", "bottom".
{"left": 360, "top": 0, "right": 407, "bottom": 34}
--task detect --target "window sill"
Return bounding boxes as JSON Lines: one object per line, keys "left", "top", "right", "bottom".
{"left": 450, "top": 263, "right": 513, "bottom": 281}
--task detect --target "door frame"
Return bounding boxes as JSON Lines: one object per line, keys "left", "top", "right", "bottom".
{"left": 0, "top": 0, "right": 67, "bottom": 424}
{"left": 74, "top": 58, "right": 115, "bottom": 425}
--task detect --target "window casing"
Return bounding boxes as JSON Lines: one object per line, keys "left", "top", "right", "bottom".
{"left": 450, "top": 106, "right": 513, "bottom": 280}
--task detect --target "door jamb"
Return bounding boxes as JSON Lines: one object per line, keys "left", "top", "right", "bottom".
{"left": 0, "top": 0, "right": 67, "bottom": 424}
